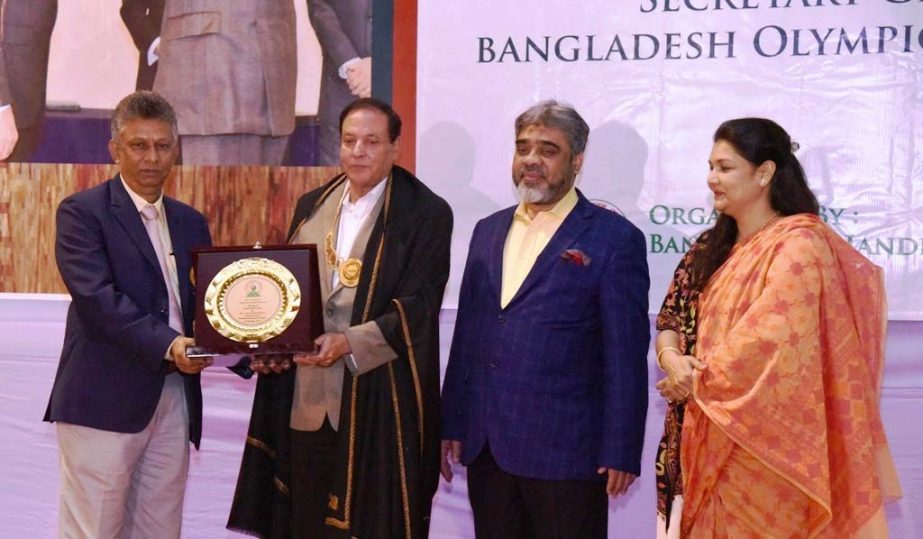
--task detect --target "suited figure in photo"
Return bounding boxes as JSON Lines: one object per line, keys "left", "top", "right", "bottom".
{"left": 119, "top": 0, "right": 164, "bottom": 91}
{"left": 307, "top": 0, "right": 371, "bottom": 165}
{"left": 44, "top": 91, "right": 212, "bottom": 538}
{"left": 154, "top": 0, "right": 296, "bottom": 165}
{"left": 0, "top": 0, "right": 57, "bottom": 161}
{"left": 440, "top": 100, "right": 650, "bottom": 538}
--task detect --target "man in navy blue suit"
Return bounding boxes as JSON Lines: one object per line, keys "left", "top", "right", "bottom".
{"left": 440, "top": 100, "right": 650, "bottom": 538}
{"left": 44, "top": 91, "right": 212, "bottom": 538}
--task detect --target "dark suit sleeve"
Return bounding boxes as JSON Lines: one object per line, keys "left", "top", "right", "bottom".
{"left": 119, "top": 0, "right": 162, "bottom": 53}
{"left": 598, "top": 223, "right": 650, "bottom": 475}
{"left": 306, "top": 0, "right": 362, "bottom": 68}
{"left": 0, "top": 0, "right": 56, "bottom": 125}
{"left": 55, "top": 196, "right": 180, "bottom": 373}
{"left": 439, "top": 220, "right": 481, "bottom": 441}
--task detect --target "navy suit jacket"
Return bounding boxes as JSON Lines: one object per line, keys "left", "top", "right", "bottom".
{"left": 44, "top": 177, "right": 212, "bottom": 448}
{"left": 441, "top": 191, "right": 650, "bottom": 479}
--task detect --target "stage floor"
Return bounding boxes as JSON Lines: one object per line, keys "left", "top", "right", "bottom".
{"left": 1, "top": 294, "right": 919, "bottom": 538}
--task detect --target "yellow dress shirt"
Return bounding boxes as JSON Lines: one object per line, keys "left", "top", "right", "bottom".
{"left": 501, "top": 187, "right": 578, "bottom": 308}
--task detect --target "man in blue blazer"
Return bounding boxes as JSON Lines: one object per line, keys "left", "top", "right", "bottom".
{"left": 440, "top": 100, "right": 650, "bottom": 538}
{"left": 44, "top": 91, "right": 212, "bottom": 538}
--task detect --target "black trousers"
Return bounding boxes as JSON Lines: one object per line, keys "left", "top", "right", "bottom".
{"left": 467, "top": 445, "right": 608, "bottom": 539}
{"left": 289, "top": 418, "right": 339, "bottom": 539}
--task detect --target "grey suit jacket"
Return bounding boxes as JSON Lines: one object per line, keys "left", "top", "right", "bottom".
{"left": 0, "top": 0, "right": 57, "bottom": 128}
{"left": 154, "top": 0, "right": 296, "bottom": 136}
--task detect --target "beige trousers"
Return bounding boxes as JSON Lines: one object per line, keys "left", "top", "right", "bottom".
{"left": 56, "top": 373, "right": 189, "bottom": 539}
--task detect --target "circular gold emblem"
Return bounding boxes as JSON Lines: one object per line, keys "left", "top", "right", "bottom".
{"left": 338, "top": 258, "right": 362, "bottom": 288}
{"left": 203, "top": 257, "right": 301, "bottom": 343}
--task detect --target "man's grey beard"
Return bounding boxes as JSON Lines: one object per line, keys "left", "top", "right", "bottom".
{"left": 515, "top": 176, "right": 572, "bottom": 205}
{"left": 516, "top": 182, "right": 548, "bottom": 204}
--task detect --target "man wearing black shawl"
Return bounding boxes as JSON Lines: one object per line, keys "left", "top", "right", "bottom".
{"left": 227, "top": 98, "right": 452, "bottom": 539}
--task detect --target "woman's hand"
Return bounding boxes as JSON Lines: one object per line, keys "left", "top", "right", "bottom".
{"left": 657, "top": 350, "right": 707, "bottom": 401}
{"left": 656, "top": 376, "right": 687, "bottom": 402}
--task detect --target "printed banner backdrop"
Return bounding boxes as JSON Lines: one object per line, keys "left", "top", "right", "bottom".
{"left": 418, "top": 1, "right": 923, "bottom": 320}
{"left": 44, "top": 0, "right": 321, "bottom": 114}
{"left": 1, "top": 0, "right": 377, "bottom": 166}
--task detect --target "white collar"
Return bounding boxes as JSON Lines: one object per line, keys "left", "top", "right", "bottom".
{"left": 120, "top": 174, "right": 165, "bottom": 215}
{"left": 341, "top": 177, "right": 387, "bottom": 216}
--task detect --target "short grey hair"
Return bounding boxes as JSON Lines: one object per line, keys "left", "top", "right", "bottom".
{"left": 514, "top": 99, "right": 589, "bottom": 155}
{"left": 110, "top": 91, "right": 178, "bottom": 140}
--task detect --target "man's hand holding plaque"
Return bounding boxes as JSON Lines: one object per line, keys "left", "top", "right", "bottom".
{"left": 250, "top": 332, "right": 350, "bottom": 374}
{"left": 293, "top": 333, "right": 351, "bottom": 368}
{"left": 170, "top": 336, "right": 212, "bottom": 374}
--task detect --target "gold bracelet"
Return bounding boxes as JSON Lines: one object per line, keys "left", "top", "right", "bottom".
{"left": 656, "top": 346, "right": 681, "bottom": 370}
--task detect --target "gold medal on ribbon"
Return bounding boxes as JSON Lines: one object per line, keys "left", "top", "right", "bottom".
{"left": 338, "top": 258, "right": 362, "bottom": 288}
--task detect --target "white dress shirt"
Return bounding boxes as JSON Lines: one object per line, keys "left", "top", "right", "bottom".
{"left": 332, "top": 178, "right": 387, "bottom": 288}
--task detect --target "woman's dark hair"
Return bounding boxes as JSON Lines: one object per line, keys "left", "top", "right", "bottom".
{"left": 688, "top": 118, "right": 820, "bottom": 293}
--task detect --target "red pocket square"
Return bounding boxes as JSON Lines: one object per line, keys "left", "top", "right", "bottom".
{"left": 560, "top": 249, "right": 591, "bottom": 266}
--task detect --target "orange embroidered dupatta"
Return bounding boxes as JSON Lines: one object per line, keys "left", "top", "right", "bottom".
{"left": 681, "top": 214, "right": 901, "bottom": 538}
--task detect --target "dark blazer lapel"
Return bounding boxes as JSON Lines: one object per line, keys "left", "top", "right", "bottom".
{"left": 505, "top": 194, "right": 594, "bottom": 308}
{"left": 488, "top": 207, "right": 516, "bottom": 307}
{"left": 110, "top": 177, "right": 161, "bottom": 274}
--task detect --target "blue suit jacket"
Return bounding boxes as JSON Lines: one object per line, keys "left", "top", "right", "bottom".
{"left": 441, "top": 191, "right": 650, "bottom": 479}
{"left": 44, "top": 177, "right": 212, "bottom": 448}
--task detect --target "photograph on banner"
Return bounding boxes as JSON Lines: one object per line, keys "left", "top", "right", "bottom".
{"left": 418, "top": 1, "right": 923, "bottom": 321}
{"left": 0, "top": 0, "right": 372, "bottom": 166}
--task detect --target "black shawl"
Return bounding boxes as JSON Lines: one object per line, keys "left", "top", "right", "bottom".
{"left": 227, "top": 166, "right": 452, "bottom": 539}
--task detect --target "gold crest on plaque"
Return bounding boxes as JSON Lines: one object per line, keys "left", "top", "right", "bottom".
{"left": 203, "top": 257, "right": 301, "bottom": 343}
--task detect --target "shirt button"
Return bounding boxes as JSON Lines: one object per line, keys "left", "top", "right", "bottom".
{"left": 488, "top": 361, "right": 497, "bottom": 369}
{"left": 326, "top": 307, "right": 334, "bottom": 317}
{"left": 498, "top": 315, "right": 505, "bottom": 324}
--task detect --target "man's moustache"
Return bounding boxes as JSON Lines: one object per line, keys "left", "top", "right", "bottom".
{"left": 519, "top": 168, "right": 546, "bottom": 178}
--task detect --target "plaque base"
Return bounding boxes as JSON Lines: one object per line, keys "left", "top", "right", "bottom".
{"left": 186, "top": 345, "right": 317, "bottom": 358}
